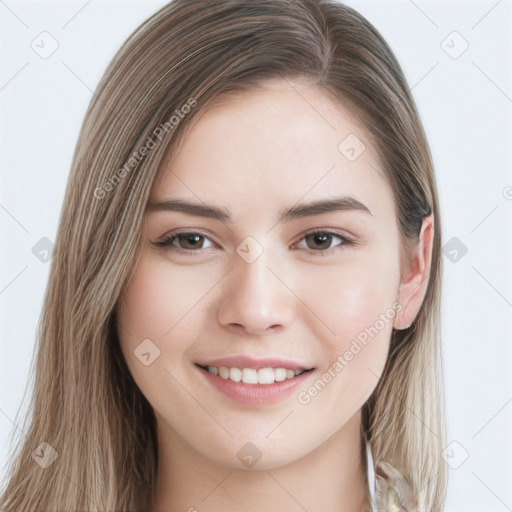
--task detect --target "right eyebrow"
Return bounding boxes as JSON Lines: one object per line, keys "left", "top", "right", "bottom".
{"left": 147, "top": 198, "right": 231, "bottom": 222}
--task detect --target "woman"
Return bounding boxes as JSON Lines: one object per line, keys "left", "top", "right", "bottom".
{"left": 0, "top": 0, "right": 446, "bottom": 510}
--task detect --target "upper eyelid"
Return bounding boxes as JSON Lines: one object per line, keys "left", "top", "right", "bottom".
{"left": 296, "top": 228, "right": 353, "bottom": 240}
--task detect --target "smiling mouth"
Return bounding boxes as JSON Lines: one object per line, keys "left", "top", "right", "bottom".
{"left": 197, "top": 364, "right": 314, "bottom": 385}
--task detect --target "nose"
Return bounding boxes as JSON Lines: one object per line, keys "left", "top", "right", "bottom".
{"left": 217, "top": 248, "right": 296, "bottom": 336}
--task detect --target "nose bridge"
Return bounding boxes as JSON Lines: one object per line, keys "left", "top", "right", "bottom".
{"left": 237, "top": 246, "right": 275, "bottom": 300}
{"left": 217, "top": 240, "right": 296, "bottom": 334}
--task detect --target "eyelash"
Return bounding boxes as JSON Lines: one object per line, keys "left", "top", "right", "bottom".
{"left": 153, "top": 229, "right": 356, "bottom": 256}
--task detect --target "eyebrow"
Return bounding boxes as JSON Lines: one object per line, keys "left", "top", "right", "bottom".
{"left": 147, "top": 195, "right": 372, "bottom": 223}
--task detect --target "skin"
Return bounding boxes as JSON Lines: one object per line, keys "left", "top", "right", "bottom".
{"left": 116, "top": 78, "right": 433, "bottom": 512}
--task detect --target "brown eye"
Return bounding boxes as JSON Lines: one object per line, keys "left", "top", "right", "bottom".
{"left": 175, "top": 233, "right": 206, "bottom": 250}
{"left": 154, "top": 232, "right": 214, "bottom": 252}
{"left": 304, "top": 232, "right": 336, "bottom": 250}
{"left": 294, "top": 230, "right": 353, "bottom": 254}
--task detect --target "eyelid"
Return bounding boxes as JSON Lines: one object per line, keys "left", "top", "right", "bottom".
{"left": 154, "top": 229, "right": 217, "bottom": 252}
{"left": 291, "top": 228, "right": 355, "bottom": 254}
{"left": 295, "top": 227, "right": 354, "bottom": 242}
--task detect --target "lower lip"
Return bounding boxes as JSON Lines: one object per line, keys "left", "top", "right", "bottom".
{"left": 198, "top": 366, "right": 314, "bottom": 405}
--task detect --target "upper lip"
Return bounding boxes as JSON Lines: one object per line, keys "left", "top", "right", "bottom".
{"left": 198, "top": 355, "right": 313, "bottom": 371}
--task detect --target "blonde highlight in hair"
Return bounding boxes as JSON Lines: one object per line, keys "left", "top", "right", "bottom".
{"left": 1, "top": 1, "right": 446, "bottom": 510}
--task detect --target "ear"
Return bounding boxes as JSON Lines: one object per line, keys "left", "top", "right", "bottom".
{"left": 393, "top": 213, "right": 434, "bottom": 330}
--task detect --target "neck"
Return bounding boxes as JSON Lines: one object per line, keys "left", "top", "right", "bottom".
{"left": 151, "top": 411, "right": 372, "bottom": 512}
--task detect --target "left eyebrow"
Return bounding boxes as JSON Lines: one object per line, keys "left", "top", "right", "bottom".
{"left": 278, "top": 195, "right": 372, "bottom": 222}
{"left": 147, "top": 194, "right": 372, "bottom": 223}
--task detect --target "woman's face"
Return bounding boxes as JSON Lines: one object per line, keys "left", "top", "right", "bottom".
{"left": 116, "top": 79, "right": 409, "bottom": 469}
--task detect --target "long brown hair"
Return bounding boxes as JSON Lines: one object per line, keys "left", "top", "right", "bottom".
{"left": 1, "top": 1, "right": 446, "bottom": 510}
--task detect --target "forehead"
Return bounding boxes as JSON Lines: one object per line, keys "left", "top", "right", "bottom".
{"left": 151, "top": 80, "right": 394, "bottom": 224}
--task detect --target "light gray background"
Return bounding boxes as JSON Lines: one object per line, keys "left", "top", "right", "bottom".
{"left": 1, "top": 1, "right": 511, "bottom": 510}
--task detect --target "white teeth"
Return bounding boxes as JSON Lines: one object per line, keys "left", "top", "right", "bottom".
{"left": 242, "top": 368, "right": 258, "bottom": 384}
{"left": 274, "top": 368, "right": 287, "bottom": 382}
{"left": 257, "top": 367, "right": 274, "bottom": 384}
{"left": 229, "top": 367, "right": 242, "bottom": 382}
{"left": 206, "top": 365, "right": 306, "bottom": 384}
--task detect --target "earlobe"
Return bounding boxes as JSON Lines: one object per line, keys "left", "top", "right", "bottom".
{"left": 393, "top": 214, "right": 434, "bottom": 330}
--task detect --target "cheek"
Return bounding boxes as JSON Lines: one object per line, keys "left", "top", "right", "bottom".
{"left": 295, "top": 247, "right": 401, "bottom": 343}
{"left": 292, "top": 248, "right": 400, "bottom": 404}
{"left": 115, "top": 254, "right": 204, "bottom": 393}
{"left": 117, "top": 254, "right": 218, "bottom": 344}
{"left": 291, "top": 260, "right": 398, "bottom": 431}
{"left": 116, "top": 254, "right": 217, "bottom": 413}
